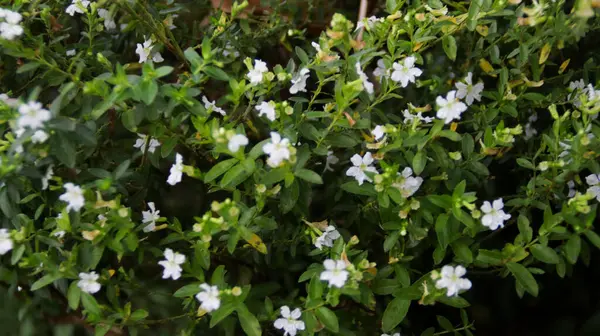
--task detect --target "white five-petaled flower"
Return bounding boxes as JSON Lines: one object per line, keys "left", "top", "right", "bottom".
{"left": 66, "top": 49, "right": 76, "bottom": 56}
{"left": 390, "top": 56, "right": 422, "bottom": 87}
{"left": 274, "top": 306, "right": 306, "bottom": 336}
{"left": 585, "top": 173, "right": 600, "bottom": 202}
{"left": 324, "top": 151, "right": 339, "bottom": 172}
{"left": 221, "top": 42, "right": 239, "bottom": 57}
{"left": 346, "top": 152, "right": 378, "bottom": 185}
{"left": 568, "top": 79, "right": 587, "bottom": 107}
{"left": 355, "top": 62, "right": 374, "bottom": 94}
{"left": 523, "top": 113, "right": 538, "bottom": 140}
{"left": 0, "top": 9, "right": 22, "bottom": 24}
{"left": 455, "top": 72, "right": 484, "bottom": 106}
{"left": 311, "top": 41, "right": 322, "bottom": 53}
{"left": 195, "top": 284, "right": 221, "bottom": 312}
{"left": 320, "top": 259, "right": 349, "bottom": 288}
{"left": 256, "top": 101, "right": 277, "bottom": 121}
{"left": 158, "top": 248, "right": 186, "bottom": 280}
{"left": 0, "top": 11, "right": 23, "bottom": 40}
{"left": 142, "top": 202, "right": 160, "bottom": 232}
{"left": 134, "top": 133, "right": 161, "bottom": 154}
{"left": 53, "top": 230, "right": 66, "bottom": 239}
{"left": 135, "top": 39, "right": 164, "bottom": 64}
{"left": 18, "top": 101, "right": 51, "bottom": 130}
{"left": 315, "top": 225, "right": 341, "bottom": 250}
{"left": 31, "top": 130, "right": 49, "bottom": 144}
{"left": 202, "top": 96, "right": 226, "bottom": 116}
{"left": 567, "top": 180, "right": 576, "bottom": 198}
{"left": 228, "top": 134, "right": 249, "bottom": 153}
{"left": 167, "top": 153, "right": 184, "bottom": 185}
{"left": 77, "top": 272, "right": 101, "bottom": 294}
{"left": 59, "top": 183, "right": 85, "bottom": 212}
{"left": 247, "top": 59, "right": 268, "bottom": 85}
{"left": 372, "top": 125, "right": 385, "bottom": 141}
{"left": 0, "top": 228, "right": 13, "bottom": 255}
{"left": 355, "top": 16, "right": 383, "bottom": 31}
{"left": 436, "top": 90, "right": 467, "bottom": 124}
{"left": 435, "top": 265, "right": 472, "bottom": 297}
{"left": 65, "top": 0, "right": 90, "bottom": 16}
{"left": 402, "top": 109, "right": 434, "bottom": 124}
{"left": 290, "top": 68, "right": 310, "bottom": 94}
{"left": 42, "top": 165, "right": 54, "bottom": 190}
{"left": 397, "top": 167, "right": 423, "bottom": 198}
{"left": 263, "top": 132, "right": 292, "bottom": 168}
{"left": 480, "top": 198, "right": 511, "bottom": 230}
{"left": 97, "top": 8, "right": 116, "bottom": 30}
{"left": 373, "top": 59, "right": 389, "bottom": 79}
{"left": 382, "top": 333, "right": 401, "bottom": 336}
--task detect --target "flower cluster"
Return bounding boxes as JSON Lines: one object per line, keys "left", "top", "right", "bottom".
{"left": 0, "top": 8, "right": 23, "bottom": 40}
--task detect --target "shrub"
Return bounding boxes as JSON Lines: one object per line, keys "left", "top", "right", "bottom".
{"left": 0, "top": 0, "right": 599, "bottom": 335}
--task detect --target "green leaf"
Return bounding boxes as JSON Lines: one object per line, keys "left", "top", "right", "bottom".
{"left": 51, "top": 134, "right": 76, "bottom": 168}
{"left": 530, "top": 244, "right": 559, "bottom": 264}
{"left": 81, "top": 292, "right": 102, "bottom": 315}
{"left": 139, "top": 80, "right": 158, "bottom": 105}
{"left": 262, "top": 167, "right": 287, "bottom": 185}
{"left": 382, "top": 297, "right": 411, "bottom": 332}
{"left": 174, "top": 283, "right": 202, "bottom": 297}
{"left": 438, "top": 130, "right": 461, "bottom": 141}
{"left": 442, "top": 36, "right": 457, "bottom": 61}
{"left": 308, "top": 275, "right": 323, "bottom": 299}
{"left": 451, "top": 241, "right": 473, "bottom": 264}
{"left": 327, "top": 134, "right": 359, "bottom": 148}
{"left": 315, "top": 307, "right": 339, "bottom": 333}
{"left": 372, "top": 278, "right": 399, "bottom": 295}
{"left": 506, "top": 262, "right": 538, "bottom": 297}
{"left": 438, "top": 295, "right": 470, "bottom": 308}
{"left": 435, "top": 214, "right": 450, "bottom": 249}
{"left": 130, "top": 309, "right": 149, "bottom": 321}
{"left": 564, "top": 235, "right": 581, "bottom": 264}
{"left": 31, "top": 273, "right": 60, "bottom": 291}
{"left": 10, "top": 244, "right": 25, "bottom": 265}
{"left": 17, "top": 62, "right": 41, "bottom": 74}
{"left": 220, "top": 163, "right": 254, "bottom": 188}
{"left": 204, "top": 66, "right": 230, "bottom": 81}
{"left": 341, "top": 181, "right": 377, "bottom": 196}
{"left": 184, "top": 47, "right": 202, "bottom": 67}
{"left": 67, "top": 281, "right": 81, "bottom": 310}
{"left": 295, "top": 46, "right": 309, "bottom": 64}
{"left": 94, "top": 324, "right": 111, "bottom": 336}
{"left": 294, "top": 169, "right": 323, "bottom": 184}
{"left": 516, "top": 158, "right": 535, "bottom": 170}
{"left": 437, "top": 315, "right": 454, "bottom": 331}
{"left": 280, "top": 181, "right": 299, "bottom": 214}
{"left": 210, "top": 300, "right": 238, "bottom": 327}
{"left": 237, "top": 304, "right": 262, "bottom": 336}
{"left": 584, "top": 230, "right": 600, "bottom": 249}
{"left": 466, "top": 0, "right": 483, "bottom": 31}
{"left": 205, "top": 159, "right": 238, "bottom": 183}
{"left": 155, "top": 66, "right": 173, "bottom": 78}
{"left": 412, "top": 151, "right": 427, "bottom": 175}
{"left": 161, "top": 137, "right": 178, "bottom": 158}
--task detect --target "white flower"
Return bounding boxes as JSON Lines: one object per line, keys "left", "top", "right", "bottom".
{"left": 311, "top": 42, "right": 321, "bottom": 53}
{"left": 66, "top": 49, "right": 76, "bottom": 56}
{"left": 435, "top": 265, "right": 472, "bottom": 297}
{"left": 142, "top": 202, "right": 160, "bottom": 232}
{"left": 18, "top": 101, "right": 51, "bottom": 130}
{"left": 228, "top": 134, "right": 249, "bottom": 152}
{"left": 263, "top": 132, "right": 292, "bottom": 168}
{"left": 202, "top": 96, "right": 226, "bottom": 116}
{"left": 42, "top": 165, "right": 54, "bottom": 190}
{"left": 290, "top": 68, "right": 310, "bottom": 94}
{"left": 274, "top": 306, "right": 305, "bottom": 336}
{"left": 382, "top": 334, "right": 401, "bottom": 336}
{"left": 0, "top": 229, "right": 13, "bottom": 255}
{"left": 195, "top": 284, "right": 221, "bottom": 312}
{"left": 97, "top": 8, "right": 116, "bottom": 30}
{"left": 165, "top": 14, "right": 178, "bottom": 30}
{"left": 356, "top": 62, "right": 374, "bottom": 94}
{"left": 372, "top": 125, "right": 385, "bottom": 141}
{"left": 59, "top": 183, "right": 85, "bottom": 212}
{"left": 135, "top": 39, "right": 163, "bottom": 63}
{"left": 256, "top": 101, "right": 277, "bottom": 121}
{"left": 0, "top": 9, "right": 22, "bottom": 24}
{"left": 320, "top": 259, "right": 348, "bottom": 288}
{"left": 390, "top": 56, "right": 422, "bottom": 87}
{"left": 134, "top": 133, "right": 161, "bottom": 154}
{"left": 402, "top": 109, "right": 434, "bottom": 124}
{"left": 586, "top": 173, "right": 600, "bottom": 202}
{"left": 397, "top": 167, "right": 423, "bottom": 198}
{"left": 247, "top": 59, "right": 268, "bottom": 85}
{"left": 324, "top": 151, "right": 339, "bottom": 172}
{"left": 346, "top": 152, "right": 378, "bottom": 185}
{"left": 567, "top": 180, "right": 576, "bottom": 198}
{"left": 77, "top": 272, "right": 101, "bottom": 294}
{"left": 480, "top": 198, "right": 511, "bottom": 230}
{"left": 455, "top": 72, "right": 484, "bottom": 105}
{"left": 436, "top": 90, "right": 467, "bottom": 124}
{"left": 31, "top": 130, "right": 49, "bottom": 144}
{"left": 167, "top": 153, "right": 184, "bottom": 186}
{"left": 53, "top": 230, "right": 66, "bottom": 239}
{"left": 355, "top": 16, "right": 383, "bottom": 31}
{"left": 315, "top": 225, "right": 341, "bottom": 250}
{"left": 0, "top": 22, "right": 23, "bottom": 40}
{"left": 158, "top": 248, "right": 186, "bottom": 280}
{"left": 65, "top": 0, "right": 90, "bottom": 16}
{"left": 373, "top": 59, "right": 389, "bottom": 79}
{"left": 524, "top": 114, "right": 538, "bottom": 140}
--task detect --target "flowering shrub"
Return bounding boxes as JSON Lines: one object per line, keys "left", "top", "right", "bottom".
{"left": 1, "top": 0, "right": 600, "bottom": 335}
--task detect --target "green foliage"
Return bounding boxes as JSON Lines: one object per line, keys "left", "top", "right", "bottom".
{"left": 0, "top": 0, "right": 600, "bottom": 335}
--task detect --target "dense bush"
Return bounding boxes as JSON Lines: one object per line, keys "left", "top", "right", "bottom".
{"left": 1, "top": 0, "right": 600, "bottom": 335}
